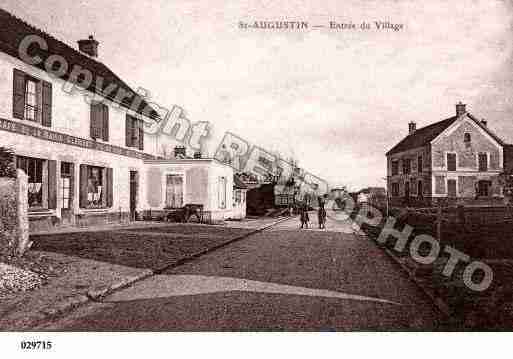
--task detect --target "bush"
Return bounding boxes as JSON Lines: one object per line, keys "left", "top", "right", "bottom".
{"left": 0, "top": 147, "right": 16, "bottom": 178}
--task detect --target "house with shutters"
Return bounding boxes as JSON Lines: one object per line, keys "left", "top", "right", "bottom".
{"left": 0, "top": 8, "right": 243, "bottom": 230}
{"left": 386, "top": 102, "right": 512, "bottom": 207}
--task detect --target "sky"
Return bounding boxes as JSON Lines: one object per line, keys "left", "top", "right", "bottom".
{"left": 3, "top": 0, "right": 513, "bottom": 190}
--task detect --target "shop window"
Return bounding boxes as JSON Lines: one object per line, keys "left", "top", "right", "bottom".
{"left": 87, "top": 166, "right": 104, "bottom": 208}
{"left": 16, "top": 156, "right": 45, "bottom": 208}
{"left": 79, "top": 165, "right": 112, "bottom": 209}
{"left": 165, "top": 174, "right": 184, "bottom": 209}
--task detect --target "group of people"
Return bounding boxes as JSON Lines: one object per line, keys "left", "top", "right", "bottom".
{"left": 298, "top": 195, "right": 327, "bottom": 229}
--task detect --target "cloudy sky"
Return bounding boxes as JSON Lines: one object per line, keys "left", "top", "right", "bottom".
{"left": 4, "top": 0, "right": 513, "bottom": 190}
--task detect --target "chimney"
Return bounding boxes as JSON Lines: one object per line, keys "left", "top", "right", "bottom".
{"left": 481, "top": 119, "right": 487, "bottom": 127}
{"left": 456, "top": 102, "right": 466, "bottom": 117}
{"left": 408, "top": 121, "right": 416, "bottom": 135}
{"left": 174, "top": 146, "right": 186, "bottom": 158}
{"left": 77, "top": 35, "right": 99, "bottom": 58}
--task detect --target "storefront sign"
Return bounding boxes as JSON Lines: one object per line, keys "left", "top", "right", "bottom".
{"left": 0, "top": 118, "right": 158, "bottom": 161}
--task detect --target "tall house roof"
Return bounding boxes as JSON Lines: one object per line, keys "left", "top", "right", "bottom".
{"left": 0, "top": 7, "right": 159, "bottom": 120}
{"left": 386, "top": 113, "right": 506, "bottom": 156}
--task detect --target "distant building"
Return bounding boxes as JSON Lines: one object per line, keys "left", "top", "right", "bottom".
{"left": 386, "top": 102, "right": 512, "bottom": 207}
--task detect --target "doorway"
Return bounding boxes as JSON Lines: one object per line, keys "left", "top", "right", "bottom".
{"left": 60, "top": 162, "right": 74, "bottom": 225}
{"left": 129, "top": 171, "right": 138, "bottom": 221}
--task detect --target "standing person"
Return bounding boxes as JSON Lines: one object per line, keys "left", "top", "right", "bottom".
{"left": 299, "top": 202, "right": 310, "bottom": 229}
{"left": 317, "top": 195, "right": 327, "bottom": 229}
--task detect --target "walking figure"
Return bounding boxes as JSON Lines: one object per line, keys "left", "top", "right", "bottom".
{"left": 299, "top": 203, "right": 310, "bottom": 229}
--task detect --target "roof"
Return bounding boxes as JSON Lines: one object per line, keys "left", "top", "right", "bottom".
{"left": 386, "top": 116, "right": 457, "bottom": 155}
{"left": 386, "top": 113, "right": 506, "bottom": 156}
{"left": 0, "top": 8, "right": 159, "bottom": 120}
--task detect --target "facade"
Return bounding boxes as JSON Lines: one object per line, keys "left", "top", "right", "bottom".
{"left": 144, "top": 159, "right": 241, "bottom": 222}
{"left": 0, "top": 8, "right": 244, "bottom": 230}
{"left": 387, "top": 103, "right": 510, "bottom": 207}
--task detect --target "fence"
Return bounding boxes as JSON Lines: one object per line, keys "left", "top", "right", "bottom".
{"left": 390, "top": 204, "right": 513, "bottom": 259}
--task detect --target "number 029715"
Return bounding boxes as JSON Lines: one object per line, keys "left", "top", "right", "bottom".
{"left": 20, "top": 341, "right": 53, "bottom": 350}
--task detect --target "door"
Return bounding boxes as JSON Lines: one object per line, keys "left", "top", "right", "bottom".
{"left": 129, "top": 171, "right": 138, "bottom": 221}
{"left": 60, "top": 162, "right": 74, "bottom": 225}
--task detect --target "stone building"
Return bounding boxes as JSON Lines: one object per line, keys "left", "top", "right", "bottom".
{"left": 386, "top": 102, "right": 511, "bottom": 207}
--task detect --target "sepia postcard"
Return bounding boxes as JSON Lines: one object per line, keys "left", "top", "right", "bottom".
{"left": 1, "top": 0, "right": 512, "bottom": 357}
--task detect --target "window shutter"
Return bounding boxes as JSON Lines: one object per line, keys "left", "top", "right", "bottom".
{"left": 102, "top": 104, "right": 109, "bottom": 142}
{"left": 79, "top": 165, "right": 88, "bottom": 208}
{"left": 138, "top": 120, "right": 144, "bottom": 150}
{"left": 41, "top": 81, "right": 52, "bottom": 127}
{"left": 13, "top": 69, "right": 26, "bottom": 119}
{"left": 47, "top": 160, "right": 57, "bottom": 209}
{"left": 126, "top": 115, "right": 132, "bottom": 147}
{"left": 106, "top": 167, "right": 113, "bottom": 207}
{"left": 90, "top": 103, "right": 100, "bottom": 139}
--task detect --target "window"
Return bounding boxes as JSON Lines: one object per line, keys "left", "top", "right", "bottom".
{"left": 391, "top": 160, "right": 399, "bottom": 176}
{"left": 448, "top": 179, "right": 457, "bottom": 198}
{"left": 16, "top": 156, "right": 45, "bottom": 208}
{"left": 126, "top": 115, "right": 144, "bottom": 150}
{"left": 417, "top": 156, "right": 423, "bottom": 173}
{"left": 90, "top": 102, "right": 109, "bottom": 141}
{"left": 418, "top": 181, "right": 423, "bottom": 198}
{"left": 13, "top": 69, "right": 52, "bottom": 126}
{"left": 478, "top": 153, "right": 488, "bottom": 172}
{"left": 79, "top": 165, "right": 112, "bottom": 209}
{"left": 391, "top": 183, "right": 400, "bottom": 197}
{"left": 477, "top": 180, "right": 491, "bottom": 197}
{"left": 464, "top": 133, "right": 471, "bottom": 148}
{"left": 86, "top": 166, "right": 105, "bottom": 208}
{"left": 165, "top": 174, "right": 184, "bottom": 209}
{"left": 218, "top": 176, "right": 227, "bottom": 209}
{"left": 24, "top": 78, "right": 38, "bottom": 122}
{"left": 402, "top": 159, "right": 411, "bottom": 174}
{"left": 447, "top": 153, "right": 456, "bottom": 171}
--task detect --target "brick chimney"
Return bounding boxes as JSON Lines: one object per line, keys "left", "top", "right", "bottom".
{"left": 77, "top": 35, "right": 99, "bottom": 58}
{"left": 456, "top": 102, "right": 466, "bottom": 117}
{"left": 408, "top": 121, "right": 416, "bottom": 135}
{"left": 174, "top": 146, "right": 186, "bottom": 158}
{"left": 481, "top": 119, "right": 487, "bottom": 127}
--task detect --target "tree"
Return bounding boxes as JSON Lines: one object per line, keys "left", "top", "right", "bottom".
{"left": 0, "top": 147, "right": 16, "bottom": 178}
